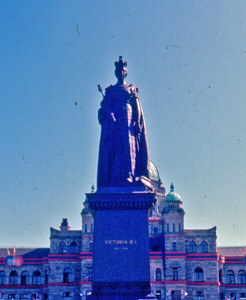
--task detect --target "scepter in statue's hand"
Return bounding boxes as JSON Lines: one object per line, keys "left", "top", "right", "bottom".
{"left": 97, "top": 85, "right": 104, "bottom": 97}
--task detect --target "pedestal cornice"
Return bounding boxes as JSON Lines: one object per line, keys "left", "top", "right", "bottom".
{"left": 87, "top": 188, "right": 155, "bottom": 210}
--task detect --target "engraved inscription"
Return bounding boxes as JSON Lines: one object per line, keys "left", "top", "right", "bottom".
{"left": 105, "top": 239, "right": 137, "bottom": 245}
{"left": 114, "top": 247, "right": 128, "bottom": 250}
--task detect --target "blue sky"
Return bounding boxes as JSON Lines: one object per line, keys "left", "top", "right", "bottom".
{"left": 1, "top": 1, "right": 246, "bottom": 247}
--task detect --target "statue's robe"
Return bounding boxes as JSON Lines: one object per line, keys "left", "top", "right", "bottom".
{"left": 97, "top": 83, "right": 149, "bottom": 187}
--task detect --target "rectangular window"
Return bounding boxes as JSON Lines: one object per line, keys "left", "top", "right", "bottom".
{"left": 171, "top": 290, "right": 181, "bottom": 298}
{"left": 167, "top": 223, "right": 169, "bottom": 232}
{"left": 156, "top": 290, "right": 161, "bottom": 300}
{"left": 85, "top": 224, "right": 87, "bottom": 233}
{"left": 172, "top": 242, "right": 177, "bottom": 251}
{"left": 8, "top": 295, "right": 16, "bottom": 300}
{"left": 20, "top": 295, "right": 28, "bottom": 299}
{"left": 88, "top": 266, "right": 93, "bottom": 281}
{"left": 173, "top": 224, "right": 176, "bottom": 232}
{"left": 173, "top": 267, "right": 178, "bottom": 281}
{"left": 195, "top": 291, "right": 204, "bottom": 300}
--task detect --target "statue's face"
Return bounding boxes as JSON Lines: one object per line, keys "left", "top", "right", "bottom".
{"left": 115, "top": 66, "right": 128, "bottom": 82}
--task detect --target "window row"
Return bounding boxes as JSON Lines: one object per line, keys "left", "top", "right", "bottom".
{"left": 0, "top": 270, "right": 46, "bottom": 286}
{"left": 173, "top": 267, "right": 204, "bottom": 282}
{"left": 166, "top": 223, "right": 182, "bottom": 233}
{"left": 0, "top": 268, "right": 76, "bottom": 285}
{"left": 152, "top": 241, "right": 178, "bottom": 252}
{"left": 219, "top": 269, "right": 246, "bottom": 284}
{"left": 154, "top": 267, "right": 205, "bottom": 282}
{"left": 157, "top": 267, "right": 246, "bottom": 284}
{"left": 220, "top": 292, "right": 246, "bottom": 299}
{"left": 59, "top": 241, "right": 79, "bottom": 254}
{"left": 188, "top": 241, "right": 208, "bottom": 253}
{"left": 167, "top": 290, "right": 204, "bottom": 300}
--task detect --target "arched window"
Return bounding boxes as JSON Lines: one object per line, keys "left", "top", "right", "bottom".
{"left": 32, "top": 271, "right": 41, "bottom": 285}
{"left": 59, "top": 242, "right": 67, "bottom": 254}
{"left": 153, "top": 227, "right": 158, "bottom": 234}
{"left": 63, "top": 268, "right": 73, "bottom": 283}
{"left": 200, "top": 241, "right": 208, "bottom": 253}
{"left": 226, "top": 270, "right": 235, "bottom": 284}
{"left": 195, "top": 291, "right": 204, "bottom": 300}
{"left": 155, "top": 268, "right": 161, "bottom": 281}
{"left": 70, "top": 241, "right": 78, "bottom": 254}
{"left": 219, "top": 269, "right": 223, "bottom": 283}
{"left": 9, "top": 271, "right": 18, "bottom": 285}
{"left": 194, "top": 267, "right": 204, "bottom": 282}
{"left": 21, "top": 271, "right": 29, "bottom": 285}
{"left": 188, "top": 241, "right": 197, "bottom": 253}
{"left": 228, "top": 292, "right": 236, "bottom": 299}
{"left": 0, "top": 270, "right": 6, "bottom": 285}
{"left": 238, "top": 270, "right": 246, "bottom": 284}
{"left": 44, "top": 270, "right": 48, "bottom": 284}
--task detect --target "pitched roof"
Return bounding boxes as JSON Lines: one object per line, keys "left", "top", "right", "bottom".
{"left": 217, "top": 246, "right": 245, "bottom": 256}
{"left": 0, "top": 248, "right": 49, "bottom": 258}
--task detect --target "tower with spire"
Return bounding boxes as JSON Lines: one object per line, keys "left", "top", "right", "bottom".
{"left": 162, "top": 183, "right": 185, "bottom": 235}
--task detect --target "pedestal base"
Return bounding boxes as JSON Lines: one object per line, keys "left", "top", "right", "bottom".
{"left": 87, "top": 187, "right": 155, "bottom": 300}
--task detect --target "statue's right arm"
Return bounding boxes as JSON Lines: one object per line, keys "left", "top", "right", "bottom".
{"left": 98, "top": 86, "right": 116, "bottom": 125}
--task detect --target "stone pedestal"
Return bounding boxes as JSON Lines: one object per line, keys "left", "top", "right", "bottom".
{"left": 87, "top": 187, "right": 155, "bottom": 300}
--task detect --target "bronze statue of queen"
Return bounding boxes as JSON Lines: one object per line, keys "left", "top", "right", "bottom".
{"left": 97, "top": 56, "right": 150, "bottom": 188}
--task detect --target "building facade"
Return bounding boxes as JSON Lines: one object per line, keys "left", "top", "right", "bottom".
{"left": 0, "top": 162, "right": 246, "bottom": 300}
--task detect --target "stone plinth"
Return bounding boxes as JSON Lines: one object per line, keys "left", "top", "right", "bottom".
{"left": 87, "top": 187, "right": 155, "bottom": 300}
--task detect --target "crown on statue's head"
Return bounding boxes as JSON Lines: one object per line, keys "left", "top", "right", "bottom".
{"left": 115, "top": 56, "right": 127, "bottom": 69}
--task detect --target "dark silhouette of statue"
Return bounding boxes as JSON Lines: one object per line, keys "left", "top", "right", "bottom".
{"left": 97, "top": 56, "right": 150, "bottom": 188}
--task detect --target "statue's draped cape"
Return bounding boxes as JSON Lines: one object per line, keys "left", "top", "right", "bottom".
{"left": 97, "top": 83, "right": 149, "bottom": 187}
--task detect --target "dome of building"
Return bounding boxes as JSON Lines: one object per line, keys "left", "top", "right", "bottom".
{"left": 149, "top": 160, "right": 160, "bottom": 181}
{"left": 164, "top": 183, "right": 182, "bottom": 202}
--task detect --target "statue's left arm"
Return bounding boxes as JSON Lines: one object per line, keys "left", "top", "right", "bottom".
{"left": 130, "top": 87, "right": 145, "bottom": 136}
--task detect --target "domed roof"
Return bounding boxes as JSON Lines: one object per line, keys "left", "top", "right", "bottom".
{"left": 149, "top": 160, "right": 160, "bottom": 181}
{"left": 165, "top": 183, "right": 182, "bottom": 202}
